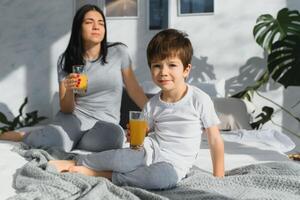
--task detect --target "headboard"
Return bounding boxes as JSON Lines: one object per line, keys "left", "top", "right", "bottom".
{"left": 120, "top": 89, "right": 253, "bottom": 131}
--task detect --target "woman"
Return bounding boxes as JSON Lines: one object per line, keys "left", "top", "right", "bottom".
{"left": 0, "top": 4, "right": 148, "bottom": 152}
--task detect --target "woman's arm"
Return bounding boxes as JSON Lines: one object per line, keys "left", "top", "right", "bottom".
{"left": 206, "top": 125, "right": 225, "bottom": 177}
{"left": 59, "top": 74, "right": 78, "bottom": 113}
{"left": 122, "top": 67, "right": 148, "bottom": 109}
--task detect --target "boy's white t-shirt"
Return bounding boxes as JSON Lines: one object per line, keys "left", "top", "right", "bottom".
{"left": 143, "top": 84, "right": 220, "bottom": 179}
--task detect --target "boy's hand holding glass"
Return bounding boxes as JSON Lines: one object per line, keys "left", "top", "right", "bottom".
{"left": 126, "top": 124, "right": 149, "bottom": 143}
{"left": 128, "top": 111, "right": 148, "bottom": 150}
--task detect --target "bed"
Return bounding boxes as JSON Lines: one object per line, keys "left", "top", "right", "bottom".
{"left": 1, "top": 91, "right": 300, "bottom": 200}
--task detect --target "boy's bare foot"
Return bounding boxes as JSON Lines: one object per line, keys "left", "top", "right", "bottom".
{"left": 48, "top": 160, "right": 76, "bottom": 172}
{"left": 0, "top": 131, "right": 25, "bottom": 141}
{"left": 69, "top": 166, "right": 112, "bottom": 180}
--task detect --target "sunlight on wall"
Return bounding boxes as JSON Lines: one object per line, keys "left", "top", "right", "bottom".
{"left": 50, "top": 32, "right": 71, "bottom": 88}
{"left": 49, "top": 32, "right": 71, "bottom": 119}
{"left": 0, "top": 66, "right": 26, "bottom": 116}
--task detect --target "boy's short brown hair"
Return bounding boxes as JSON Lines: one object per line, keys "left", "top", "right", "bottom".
{"left": 146, "top": 29, "right": 193, "bottom": 69}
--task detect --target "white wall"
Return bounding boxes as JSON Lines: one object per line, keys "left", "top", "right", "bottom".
{"left": 0, "top": 0, "right": 73, "bottom": 122}
{"left": 0, "top": 0, "right": 299, "bottom": 136}
{"left": 106, "top": 0, "right": 300, "bottom": 136}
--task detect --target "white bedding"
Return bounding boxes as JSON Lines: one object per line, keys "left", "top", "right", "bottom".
{"left": 194, "top": 129, "right": 293, "bottom": 173}
{"left": 0, "top": 129, "right": 296, "bottom": 199}
{"left": 0, "top": 141, "right": 27, "bottom": 199}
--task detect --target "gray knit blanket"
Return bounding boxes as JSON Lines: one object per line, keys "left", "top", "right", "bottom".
{"left": 8, "top": 144, "right": 300, "bottom": 200}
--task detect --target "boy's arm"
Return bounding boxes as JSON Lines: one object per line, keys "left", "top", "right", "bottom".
{"left": 205, "top": 125, "right": 224, "bottom": 177}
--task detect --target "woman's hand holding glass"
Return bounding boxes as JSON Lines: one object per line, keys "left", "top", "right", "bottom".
{"left": 63, "top": 73, "right": 82, "bottom": 91}
{"left": 72, "top": 65, "right": 88, "bottom": 95}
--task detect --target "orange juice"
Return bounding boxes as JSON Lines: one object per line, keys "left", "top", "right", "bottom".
{"left": 77, "top": 74, "right": 88, "bottom": 91}
{"left": 129, "top": 119, "right": 147, "bottom": 149}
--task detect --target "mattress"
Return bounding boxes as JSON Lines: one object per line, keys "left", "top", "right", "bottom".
{"left": 0, "top": 128, "right": 297, "bottom": 199}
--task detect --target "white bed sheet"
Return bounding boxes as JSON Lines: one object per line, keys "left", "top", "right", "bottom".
{"left": 0, "top": 141, "right": 27, "bottom": 199}
{"left": 194, "top": 129, "right": 294, "bottom": 172}
{"left": 0, "top": 129, "right": 297, "bottom": 199}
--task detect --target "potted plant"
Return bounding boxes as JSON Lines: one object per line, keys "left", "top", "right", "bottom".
{"left": 0, "top": 97, "right": 46, "bottom": 133}
{"left": 232, "top": 8, "right": 300, "bottom": 130}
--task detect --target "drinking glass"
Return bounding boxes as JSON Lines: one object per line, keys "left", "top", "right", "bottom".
{"left": 129, "top": 111, "right": 148, "bottom": 149}
{"left": 72, "top": 65, "right": 88, "bottom": 95}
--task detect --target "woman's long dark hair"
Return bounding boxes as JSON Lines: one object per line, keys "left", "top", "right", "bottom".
{"left": 60, "top": 4, "right": 121, "bottom": 73}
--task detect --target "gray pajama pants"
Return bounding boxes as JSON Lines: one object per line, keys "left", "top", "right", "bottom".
{"left": 23, "top": 112, "right": 125, "bottom": 152}
{"left": 76, "top": 148, "right": 179, "bottom": 190}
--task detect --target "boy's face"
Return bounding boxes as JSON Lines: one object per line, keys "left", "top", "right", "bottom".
{"left": 150, "top": 56, "right": 191, "bottom": 92}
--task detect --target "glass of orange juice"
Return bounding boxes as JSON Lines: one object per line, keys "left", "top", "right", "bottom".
{"left": 72, "top": 65, "right": 88, "bottom": 95}
{"left": 129, "top": 111, "right": 148, "bottom": 149}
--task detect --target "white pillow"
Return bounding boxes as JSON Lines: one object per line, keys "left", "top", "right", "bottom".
{"left": 188, "top": 79, "right": 225, "bottom": 97}
{"left": 221, "top": 129, "right": 296, "bottom": 153}
{"left": 213, "top": 97, "right": 253, "bottom": 130}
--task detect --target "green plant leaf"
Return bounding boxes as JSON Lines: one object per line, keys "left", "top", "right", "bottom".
{"left": 37, "top": 117, "right": 47, "bottom": 121}
{"left": 26, "top": 118, "right": 47, "bottom": 127}
{"left": 268, "top": 35, "right": 300, "bottom": 87}
{"left": 26, "top": 111, "right": 38, "bottom": 119}
{"left": 11, "top": 116, "right": 22, "bottom": 129}
{"left": 232, "top": 89, "right": 254, "bottom": 101}
{"left": 25, "top": 112, "right": 36, "bottom": 125}
{"left": 232, "top": 8, "right": 300, "bottom": 129}
{"left": 250, "top": 106, "right": 274, "bottom": 129}
{"left": 254, "top": 8, "right": 300, "bottom": 52}
{"left": 231, "top": 70, "right": 269, "bottom": 100}
{"left": 0, "top": 112, "right": 11, "bottom": 125}
{"left": 25, "top": 111, "right": 47, "bottom": 127}
{"left": 18, "top": 97, "right": 28, "bottom": 117}
{"left": 0, "top": 97, "right": 47, "bottom": 133}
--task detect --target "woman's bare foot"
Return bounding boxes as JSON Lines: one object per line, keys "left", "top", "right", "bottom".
{"left": 0, "top": 131, "right": 25, "bottom": 141}
{"left": 69, "top": 166, "right": 112, "bottom": 180}
{"left": 48, "top": 160, "right": 76, "bottom": 172}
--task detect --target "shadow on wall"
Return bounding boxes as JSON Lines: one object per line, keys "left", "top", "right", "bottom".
{"left": 226, "top": 46, "right": 300, "bottom": 134}
{"left": 287, "top": 0, "right": 300, "bottom": 10}
{"left": 133, "top": 35, "right": 218, "bottom": 85}
{"left": 0, "top": 0, "right": 72, "bottom": 117}
{"left": 189, "top": 55, "right": 216, "bottom": 82}
{"left": 133, "top": 1, "right": 156, "bottom": 83}
{"left": 132, "top": 1, "right": 218, "bottom": 84}
{"left": 225, "top": 52, "right": 280, "bottom": 97}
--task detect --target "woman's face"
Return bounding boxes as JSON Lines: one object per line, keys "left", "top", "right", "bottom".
{"left": 81, "top": 10, "right": 105, "bottom": 46}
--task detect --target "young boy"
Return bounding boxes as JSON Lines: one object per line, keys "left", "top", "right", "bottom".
{"left": 50, "top": 29, "right": 224, "bottom": 190}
